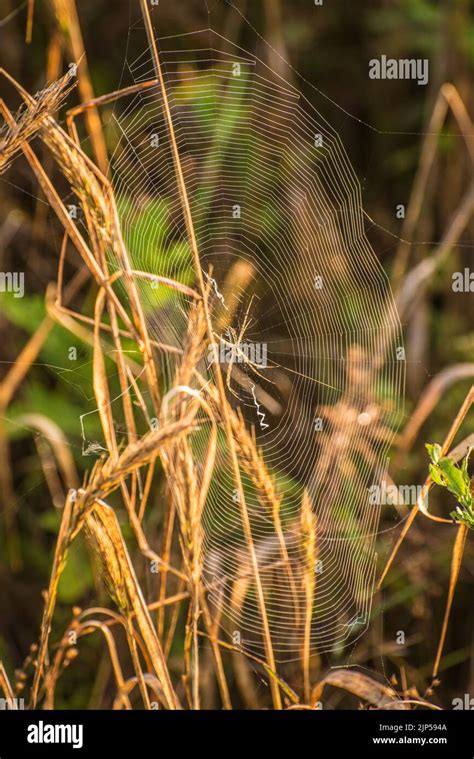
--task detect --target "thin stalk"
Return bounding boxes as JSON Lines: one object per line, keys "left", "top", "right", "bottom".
{"left": 139, "top": 0, "right": 281, "bottom": 708}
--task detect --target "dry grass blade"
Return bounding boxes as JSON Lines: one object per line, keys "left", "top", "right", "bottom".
{"left": 160, "top": 382, "right": 221, "bottom": 708}
{"left": 311, "top": 670, "right": 410, "bottom": 710}
{"left": 30, "top": 489, "right": 75, "bottom": 707}
{"left": 93, "top": 288, "right": 118, "bottom": 459}
{"left": 0, "top": 97, "right": 126, "bottom": 322}
{"left": 51, "top": 0, "right": 108, "bottom": 173}
{"left": 300, "top": 489, "right": 317, "bottom": 703}
{"left": 0, "top": 70, "right": 75, "bottom": 172}
{"left": 158, "top": 302, "right": 231, "bottom": 708}
{"left": 0, "top": 661, "right": 15, "bottom": 702}
{"left": 85, "top": 501, "right": 180, "bottom": 709}
{"left": 98, "top": 414, "right": 198, "bottom": 491}
{"left": 432, "top": 524, "right": 468, "bottom": 679}
{"left": 2, "top": 70, "right": 162, "bottom": 412}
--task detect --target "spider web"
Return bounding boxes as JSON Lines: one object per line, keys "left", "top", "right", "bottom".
{"left": 104, "top": 5, "right": 405, "bottom": 662}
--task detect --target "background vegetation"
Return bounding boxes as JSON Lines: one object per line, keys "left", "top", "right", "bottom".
{"left": 0, "top": 0, "right": 473, "bottom": 710}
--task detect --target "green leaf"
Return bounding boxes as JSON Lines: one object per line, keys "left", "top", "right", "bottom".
{"left": 426, "top": 442, "right": 442, "bottom": 464}
{"left": 437, "top": 458, "right": 470, "bottom": 499}
{"left": 429, "top": 463, "right": 447, "bottom": 487}
{"left": 427, "top": 444, "right": 474, "bottom": 529}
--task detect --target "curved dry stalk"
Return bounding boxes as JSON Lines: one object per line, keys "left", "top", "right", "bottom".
{"left": 66, "top": 79, "right": 159, "bottom": 133}
{"left": 45, "top": 618, "right": 133, "bottom": 710}
{"left": 397, "top": 181, "right": 474, "bottom": 321}
{"left": 394, "top": 363, "right": 474, "bottom": 469}
{"left": 129, "top": 270, "right": 201, "bottom": 300}
{"left": 393, "top": 81, "right": 474, "bottom": 289}
{"left": 378, "top": 385, "right": 474, "bottom": 589}
{"left": 311, "top": 669, "right": 410, "bottom": 710}
{"left": 16, "top": 413, "right": 79, "bottom": 489}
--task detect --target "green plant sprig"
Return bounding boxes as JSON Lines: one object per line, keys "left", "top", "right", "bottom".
{"left": 426, "top": 443, "right": 474, "bottom": 529}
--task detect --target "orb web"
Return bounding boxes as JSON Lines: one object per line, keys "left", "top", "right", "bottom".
{"left": 105, "top": 18, "right": 405, "bottom": 661}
